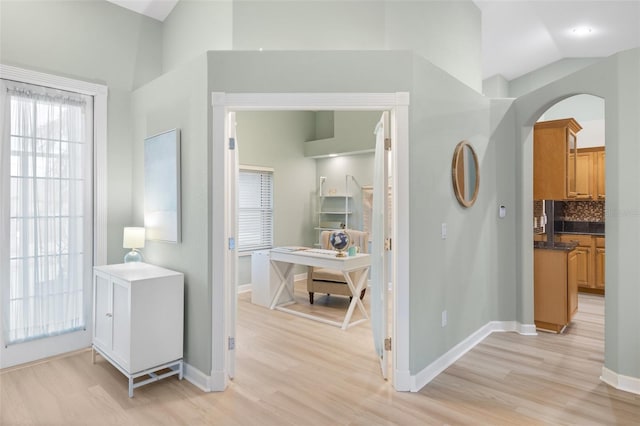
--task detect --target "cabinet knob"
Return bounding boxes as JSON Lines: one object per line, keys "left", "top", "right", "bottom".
{"left": 105, "top": 313, "right": 112, "bottom": 318}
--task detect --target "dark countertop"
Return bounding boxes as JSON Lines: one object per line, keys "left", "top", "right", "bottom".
{"left": 556, "top": 231, "right": 605, "bottom": 237}
{"left": 554, "top": 221, "right": 604, "bottom": 235}
{"left": 533, "top": 241, "right": 578, "bottom": 251}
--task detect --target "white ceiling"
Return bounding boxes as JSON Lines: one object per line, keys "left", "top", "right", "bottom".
{"left": 475, "top": 0, "right": 640, "bottom": 80}
{"left": 106, "top": 0, "right": 640, "bottom": 82}
{"left": 107, "top": 0, "right": 179, "bottom": 22}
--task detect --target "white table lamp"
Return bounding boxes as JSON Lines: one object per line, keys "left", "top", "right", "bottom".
{"left": 123, "top": 227, "right": 145, "bottom": 263}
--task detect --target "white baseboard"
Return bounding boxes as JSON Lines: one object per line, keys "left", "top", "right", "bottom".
{"left": 183, "top": 363, "right": 228, "bottom": 392}
{"left": 183, "top": 362, "right": 213, "bottom": 392}
{"left": 601, "top": 366, "right": 640, "bottom": 395}
{"left": 411, "top": 321, "right": 535, "bottom": 392}
{"left": 237, "top": 284, "right": 252, "bottom": 294}
{"left": 393, "top": 369, "right": 413, "bottom": 392}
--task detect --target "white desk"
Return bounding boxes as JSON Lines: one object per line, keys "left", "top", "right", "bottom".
{"left": 269, "top": 248, "right": 371, "bottom": 329}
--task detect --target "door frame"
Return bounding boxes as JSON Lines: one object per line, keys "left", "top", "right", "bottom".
{"left": 210, "top": 92, "right": 410, "bottom": 391}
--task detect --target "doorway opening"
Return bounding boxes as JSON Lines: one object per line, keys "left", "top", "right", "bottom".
{"left": 531, "top": 94, "right": 605, "bottom": 348}
{"left": 211, "top": 93, "right": 410, "bottom": 391}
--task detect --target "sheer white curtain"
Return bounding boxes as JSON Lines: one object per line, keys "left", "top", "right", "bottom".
{"left": 1, "top": 80, "right": 93, "bottom": 344}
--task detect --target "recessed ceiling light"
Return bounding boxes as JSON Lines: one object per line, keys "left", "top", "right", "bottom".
{"left": 571, "top": 27, "right": 593, "bottom": 37}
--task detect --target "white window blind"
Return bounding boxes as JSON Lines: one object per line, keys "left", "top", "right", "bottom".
{"left": 1, "top": 80, "right": 93, "bottom": 344}
{"left": 238, "top": 168, "right": 273, "bottom": 252}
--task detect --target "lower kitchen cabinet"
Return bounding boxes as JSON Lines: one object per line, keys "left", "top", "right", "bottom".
{"left": 534, "top": 248, "right": 578, "bottom": 333}
{"left": 557, "top": 233, "right": 605, "bottom": 294}
{"left": 93, "top": 263, "right": 184, "bottom": 397}
{"left": 595, "top": 237, "right": 606, "bottom": 290}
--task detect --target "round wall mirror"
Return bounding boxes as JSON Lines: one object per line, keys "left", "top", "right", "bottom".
{"left": 452, "top": 140, "right": 480, "bottom": 207}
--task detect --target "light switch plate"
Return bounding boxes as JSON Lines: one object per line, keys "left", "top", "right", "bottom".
{"left": 441, "top": 223, "right": 447, "bottom": 239}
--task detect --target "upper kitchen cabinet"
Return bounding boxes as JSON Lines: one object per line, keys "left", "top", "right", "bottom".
{"left": 596, "top": 150, "right": 606, "bottom": 200}
{"left": 534, "top": 118, "right": 582, "bottom": 200}
{"left": 576, "top": 151, "right": 593, "bottom": 199}
{"left": 573, "top": 147, "right": 606, "bottom": 201}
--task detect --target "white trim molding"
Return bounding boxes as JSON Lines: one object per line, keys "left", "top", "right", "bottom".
{"left": 237, "top": 284, "right": 252, "bottom": 294}
{"left": 183, "top": 363, "right": 228, "bottom": 393}
{"left": 183, "top": 363, "right": 212, "bottom": 392}
{"left": 410, "top": 321, "right": 537, "bottom": 392}
{"left": 601, "top": 366, "right": 640, "bottom": 395}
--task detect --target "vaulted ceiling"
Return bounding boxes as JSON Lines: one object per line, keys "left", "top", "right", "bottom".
{"left": 106, "top": 0, "right": 640, "bottom": 81}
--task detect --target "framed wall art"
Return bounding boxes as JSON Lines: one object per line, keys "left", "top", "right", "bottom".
{"left": 144, "top": 128, "right": 181, "bottom": 243}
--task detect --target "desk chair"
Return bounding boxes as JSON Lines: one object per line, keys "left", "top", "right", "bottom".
{"left": 307, "top": 230, "right": 369, "bottom": 304}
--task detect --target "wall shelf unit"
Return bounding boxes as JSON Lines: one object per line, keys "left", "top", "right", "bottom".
{"left": 315, "top": 175, "right": 356, "bottom": 246}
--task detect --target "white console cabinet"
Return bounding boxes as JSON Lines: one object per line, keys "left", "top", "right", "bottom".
{"left": 92, "top": 263, "right": 184, "bottom": 397}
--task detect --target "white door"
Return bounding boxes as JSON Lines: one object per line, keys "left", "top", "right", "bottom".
{"left": 371, "top": 111, "right": 390, "bottom": 379}
{"left": 226, "top": 111, "right": 239, "bottom": 379}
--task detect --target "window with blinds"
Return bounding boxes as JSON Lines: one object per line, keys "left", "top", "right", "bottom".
{"left": 238, "top": 167, "right": 273, "bottom": 252}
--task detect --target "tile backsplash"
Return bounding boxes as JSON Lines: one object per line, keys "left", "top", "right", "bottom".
{"left": 561, "top": 201, "right": 605, "bottom": 222}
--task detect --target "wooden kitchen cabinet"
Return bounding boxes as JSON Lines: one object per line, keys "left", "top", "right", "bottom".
{"left": 534, "top": 118, "right": 582, "bottom": 200}
{"left": 557, "top": 233, "right": 604, "bottom": 294}
{"left": 596, "top": 150, "right": 606, "bottom": 199}
{"left": 573, "top": 147, "right": 605, "bottom": 201}
{"left": 575, "top": 151, "right": 593, "bottom": 199}
{"left": 595, "top": 237, "right": 605, "bottom": 289}
{"left": 557, "top": 234, "right": 592, "bottom": 289}
{"left": 534, "top": 247, "right": 578, "bottom": 333}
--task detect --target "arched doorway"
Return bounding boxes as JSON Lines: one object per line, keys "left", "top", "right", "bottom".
{"left": 530, "top": 93, "right": 606, "bottom": 340}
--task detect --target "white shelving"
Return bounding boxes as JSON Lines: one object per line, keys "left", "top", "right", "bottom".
{"left": 315, "top": 175, "right": 356, "bottom": 246}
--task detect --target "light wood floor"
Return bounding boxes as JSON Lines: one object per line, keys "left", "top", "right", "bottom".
{"left": 1, "top": 289, "right": 638, "bottom": 425}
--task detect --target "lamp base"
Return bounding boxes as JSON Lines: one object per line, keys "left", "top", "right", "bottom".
{"left": 124, "top": 249, "right": 143, "bottom": 263}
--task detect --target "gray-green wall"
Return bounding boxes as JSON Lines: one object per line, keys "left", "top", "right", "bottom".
{"left": 131, "top": 55, "right": 212, "bottom": 374}
{"left": 235, "top": 111, "right": 318, "bottom": 285}
{"left": 408, "top": 55, "right": 512, "bottom": 370}
{"left": 316, "top": 153, "right": 376, "bottom": 233}
{"left": 0, "top": 0, "right": 163, "bottom": 264}
{"left": 305, "top": 111, "right": 380, "bottom": 157}
{"left": 162, "top": 0, "right": 482, "bottom": 92}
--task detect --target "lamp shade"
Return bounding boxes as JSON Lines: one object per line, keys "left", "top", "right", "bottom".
{"left": 123, "top": 227, "right": 145, "bottom": 249}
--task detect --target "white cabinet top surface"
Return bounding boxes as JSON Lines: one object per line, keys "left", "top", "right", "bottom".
{"left": 94, "top": 262, "right": 183, "bottom": 281}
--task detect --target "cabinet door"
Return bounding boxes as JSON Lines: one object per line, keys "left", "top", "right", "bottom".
{"left": 111, "top": 278, "right": 131, "bottom": 370}
{"left": 566, "top": 131, "right": 578, "bottom": 198}
{"left": 567, "top": 250, "right": 578, "bottom": 321}
{"left": 575, "top": 246, "right": 591, "bottom": 288}
{"left": 595, "top": 248, "right": 606, "bottom": 289}
{"left": 93, "top": 272, "right": 112, "bottom": 351}
{"left": 575, "top": 152, "right": 592, "bottom": 199}
{"left": 596, "top": 151, "right": 606, "bottom": 199}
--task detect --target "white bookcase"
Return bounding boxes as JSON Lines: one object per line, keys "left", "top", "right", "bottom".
{"left": 315, "top": 175, "right": 356, "bottom": 246}
{"left": 92, "top": 263, "right": 184, "bottom": 397}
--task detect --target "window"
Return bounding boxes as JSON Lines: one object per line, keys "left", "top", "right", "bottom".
{"left": 1, "top": 80, "right": 93, "bottom": 344}
{"left": 238, "top": 167, "right": 273, "bottom": 252}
